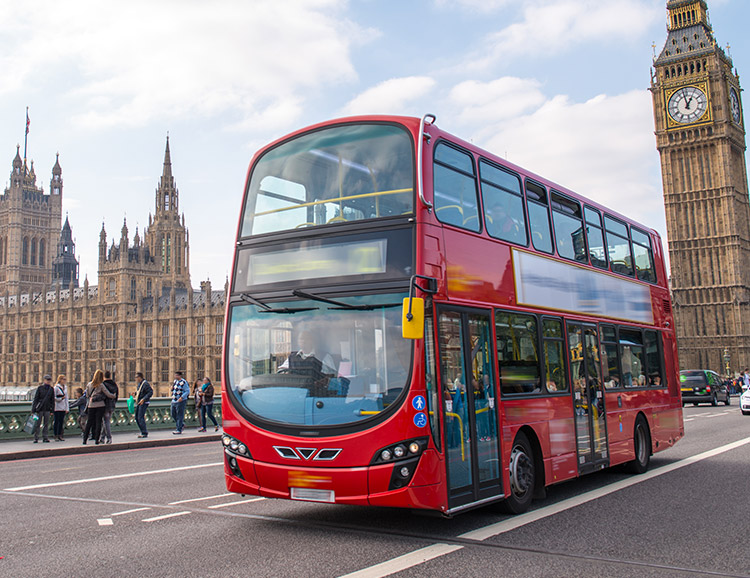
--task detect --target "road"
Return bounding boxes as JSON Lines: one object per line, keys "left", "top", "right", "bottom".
{"left": 1, "top": 403, "right": 749, "bottom": 578}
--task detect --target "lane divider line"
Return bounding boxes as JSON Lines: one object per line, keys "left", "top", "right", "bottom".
{"left": 142, "top": 511, "right": 192, "bottom": 522}
{"left": 169, "top": 493, "right": 233, "bottom": 505}
{"left": 111, "top": 507, "right": 151, "bottom": 516}
{"left": 97, "top": 518, "right": 113, "bottom": 526}
{"left": 338, "top": 544, "right": 464, "bottom": 578}
{"left": 4, "top": 462, "right": 223, "bottom": 492}
{"left": 207, "top": 497, "right": 265, "bottom": 509}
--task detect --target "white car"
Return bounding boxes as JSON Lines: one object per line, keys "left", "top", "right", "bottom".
{"left": 741, "top": 389, "right": 750, "bottom": 415}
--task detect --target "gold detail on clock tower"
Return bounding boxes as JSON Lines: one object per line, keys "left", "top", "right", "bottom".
{"left": 651, "top": 0, "right": 749, "bottom": 374}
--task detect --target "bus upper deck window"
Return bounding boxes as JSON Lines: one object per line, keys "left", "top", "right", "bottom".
{"left": 433, "top": 143, "right": 480, "bottom": 232}
{"left": 631, "top": 227, "right": 657, "bottom": 283}
{"left": 525, "top": 181, "right": 553, "bottom": 254}
{"left": 584, "top": 206, "right": 608, "bottom": 269}
{"left": 604, "top": 215, "right": 634, "bottom": 277}
{"left": 479, "top": 160, "right": 527, "bottom": 246}
{"left": 551, "top": 192, "right": 585, "bottom": 262}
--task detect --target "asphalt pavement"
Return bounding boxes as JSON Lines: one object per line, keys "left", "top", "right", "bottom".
{"left": 2, "top": 404, "right": 750, "bottom": 578}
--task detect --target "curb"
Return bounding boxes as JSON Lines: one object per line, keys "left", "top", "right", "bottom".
{"left": 0, "top": 433, "right": 222, "bottom": 462}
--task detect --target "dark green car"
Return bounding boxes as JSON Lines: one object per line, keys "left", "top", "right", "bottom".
{"left": 680, "top": 370, "right": 731, "bottom": 406}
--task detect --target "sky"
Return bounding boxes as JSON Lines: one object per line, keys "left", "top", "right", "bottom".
{"left": 0, "top": 0, "right": 746, "bottom": 286}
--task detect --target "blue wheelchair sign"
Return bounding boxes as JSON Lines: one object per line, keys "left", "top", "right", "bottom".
{"left": 413, "top": 412, "right": 427, "bottom": 428}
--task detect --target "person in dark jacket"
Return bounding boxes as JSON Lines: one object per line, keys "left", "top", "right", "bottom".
{"left": 31, "top": 375, "right": 55, "bottom": 443}
{"left": 134, "top": 372, "right": 153, "bottom": 438}
{"left": 99, "top": 371, "right": 119, "bottom": 444}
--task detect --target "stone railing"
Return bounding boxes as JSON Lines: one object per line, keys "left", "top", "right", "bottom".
{"left": 0, "top": 396, "right": 223, "bottom": 440}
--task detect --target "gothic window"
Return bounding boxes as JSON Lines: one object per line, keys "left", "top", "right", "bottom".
{"left": 74, "top": 362, "right": 81, "bottom": 382}
{"left": 147, "top": 279, "right": 152, "bottom": 298}
{"left": 129, "top": 326, "right": 137, "bottom": 349}
{"left": 179, "top": 322, "right": 187, "bottom": 347}
{"left": 22, "top": 237, "right": 28, "bottom": 265}
{"left": 106, "top": 326, "right": 116, "bottom": 349}
{"left": 89, "top": 329, "right": 98, "bottom": 350}
{"left": 197, "top": 322, "right": 205, "bottom": 346}
{"left": 164, "top": 193, "right": 170, "bottom": 211}
{"left": 161, "top": 323, "right": 170, "bottom": 347}
{"left": 161, "top": 359, "right": 170, "bottom": 382}
{"left": 215, "top": 321, "right": 224, "bottom": 346}
{"left": 109, "top": 279, "right": 116, "bottom": 298}
{"left": 46, "top": 331, "right": 54, "bottom": 352}
{"left": 20, "top": 334, "right": 27, "bottom": 353}
{"left": 146, "top": 325, "right": 153, "bottom": 348}
{"left": 7, "top": 336, "right": 13, "bottom": 354}
{"left": 33, "top": 332, "right": 40, "bottom": 353}
{"left": 130, "top": 277, "right": 136, "bottom": 300}
{"left": 75, "top": 330, "right": 82, "bottom": 351}
{"left": 60, "top": 330, "right": 67, "bottom": 352}
{"left": 39, "top": 239, "right": 45, "bottom": 267}
{"left": 30, "top": 238, "right": 37, "bottom": 266}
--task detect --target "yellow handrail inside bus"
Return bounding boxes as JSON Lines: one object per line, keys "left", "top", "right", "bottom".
{"left": 446, "top": 411, "right": 465, "bottom": 461}
{"left": 254, "top": 188, "right": 413, "bottom": 218}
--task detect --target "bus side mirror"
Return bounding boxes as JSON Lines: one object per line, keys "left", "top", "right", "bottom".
{"left": 402, "top": 297, "right": 424, "bottom": 340}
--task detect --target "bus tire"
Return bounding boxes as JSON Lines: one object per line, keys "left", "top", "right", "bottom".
{"left": 626, "top": 416, "right": 651, "bottom": 475}
{"left": 501, "top": 431, "right": 535, "bottom": 514}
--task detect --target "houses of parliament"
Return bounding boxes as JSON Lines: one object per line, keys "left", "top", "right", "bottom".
{"left": 0, "top": 137, "right": 225, "bottom": 396}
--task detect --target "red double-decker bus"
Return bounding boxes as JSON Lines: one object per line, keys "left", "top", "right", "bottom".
{"left": 221, "top": 114, "right": 683, "bottom": 515}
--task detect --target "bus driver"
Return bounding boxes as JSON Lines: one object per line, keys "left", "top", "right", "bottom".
{"left": 278, "top": 329, "right": 337, "bottom": 392}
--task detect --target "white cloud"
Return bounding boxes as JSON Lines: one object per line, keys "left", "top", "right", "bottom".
{"left": 449, "top": 77, "right": 546, "bottom": 124}
{"left": 341, "top": 76, "right": 437, "bottom": 116}
{"left": 468, "top": 0, "right": 661, "bottom": 69}
{"left": 0, "top": 0, "right": 366, "bottom": 130}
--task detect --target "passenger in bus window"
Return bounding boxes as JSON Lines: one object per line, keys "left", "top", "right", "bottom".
{"left": 486, "top": 201, "right": 520, "bottom": 241}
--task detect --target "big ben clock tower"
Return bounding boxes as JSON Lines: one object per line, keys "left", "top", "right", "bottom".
{"left": 651, "top": 0, "right": 749, "bottom": 373}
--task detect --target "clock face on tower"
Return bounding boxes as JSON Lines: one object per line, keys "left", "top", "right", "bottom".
{"left": 730, "top": 87, "right": 742, "bottom": 124}
{"left": 667, "top": 86, "right": 708, "bottom": 124}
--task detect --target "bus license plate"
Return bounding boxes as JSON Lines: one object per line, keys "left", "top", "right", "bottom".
{"left": 290, "top": 487, "right": 335, "bottom": 503}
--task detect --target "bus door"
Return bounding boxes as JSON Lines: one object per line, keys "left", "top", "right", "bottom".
{"left": 437, "top": 308, "right": 503, "bottom": 510}
{"left": 567, "top": 322, "right": 609, "bottom": 473}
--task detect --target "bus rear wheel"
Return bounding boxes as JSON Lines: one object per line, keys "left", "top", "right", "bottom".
{"left": 626, "top": 416, "right": 651, "bottom": 474}
{"left": 501, "top": 431, "right": 535, "bottom": 514}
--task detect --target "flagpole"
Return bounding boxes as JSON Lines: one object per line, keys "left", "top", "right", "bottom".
{"left": 23, "top": 107, "right": 29, "bottom": 169}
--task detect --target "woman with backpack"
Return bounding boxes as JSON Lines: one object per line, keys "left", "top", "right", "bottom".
{"left": 82, "top": 370, "right": 114, "bottom": 445}
{"left": 52, "top": 374, "right": 69, "bottom": 441}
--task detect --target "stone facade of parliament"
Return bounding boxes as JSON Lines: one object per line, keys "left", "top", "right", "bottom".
{"left": 0, "top": 138, "right": 225, "bottom": 396}
{"left": 652, "top": 0, "right": 749, "bottom": 373}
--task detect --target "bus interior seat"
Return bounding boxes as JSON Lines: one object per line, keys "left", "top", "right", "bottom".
{"left": 435, "top": 204, "right": 464, "bottom": 227}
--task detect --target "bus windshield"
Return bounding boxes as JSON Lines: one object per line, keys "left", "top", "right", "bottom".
{"left": 226, "top": 293, "right": 411, "bottom": 427}
{"left": 241, "top": 123, "right": 414, "bottom": 236}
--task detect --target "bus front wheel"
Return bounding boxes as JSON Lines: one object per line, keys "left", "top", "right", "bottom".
{"left": 626, "top": 416, "right": 651, "bottom": 474}
{"left": 501, "top": 431, "right": 535, "bottom": 514}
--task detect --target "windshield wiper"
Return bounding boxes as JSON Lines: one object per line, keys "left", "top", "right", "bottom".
{"left": 292, "top": 289, "right": 400, "bottom": 311}
{"left": 239, "top": 293, "right": 317, "bottom": 314}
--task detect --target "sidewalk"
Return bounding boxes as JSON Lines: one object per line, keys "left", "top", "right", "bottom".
{"left": 0, "top": 427, "right": 222, "bottom": 461}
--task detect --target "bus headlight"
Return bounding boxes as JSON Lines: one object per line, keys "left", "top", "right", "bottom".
{"left": 372, "top": 437, "right": 428, "bottom": 464}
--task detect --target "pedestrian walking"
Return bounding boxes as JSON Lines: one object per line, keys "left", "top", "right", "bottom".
{"left": 82, "top": 369, "right": 114, "bottom": 445}
{"left": 198, "top": 377, "right": 219, "bottom": 432}
{"left": 98, "top": 371, "right": 119, "bottom": 444}
{"left": 744, "top": 368, "right": 750, "bottom": 392}
{"left": 52, "top": 374, "right": 69, "bottom": 441}
{"left": 170, "top": 371, "right": 190, "bottom": 434}
{"left": 31, "top": 375, "right": 55, "bottom": 443}
{"left": 193, "top": 379, "right": 203, "bottom": 426}
{"left": 134, "top": 372, "right": 153, "bottom": 438}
